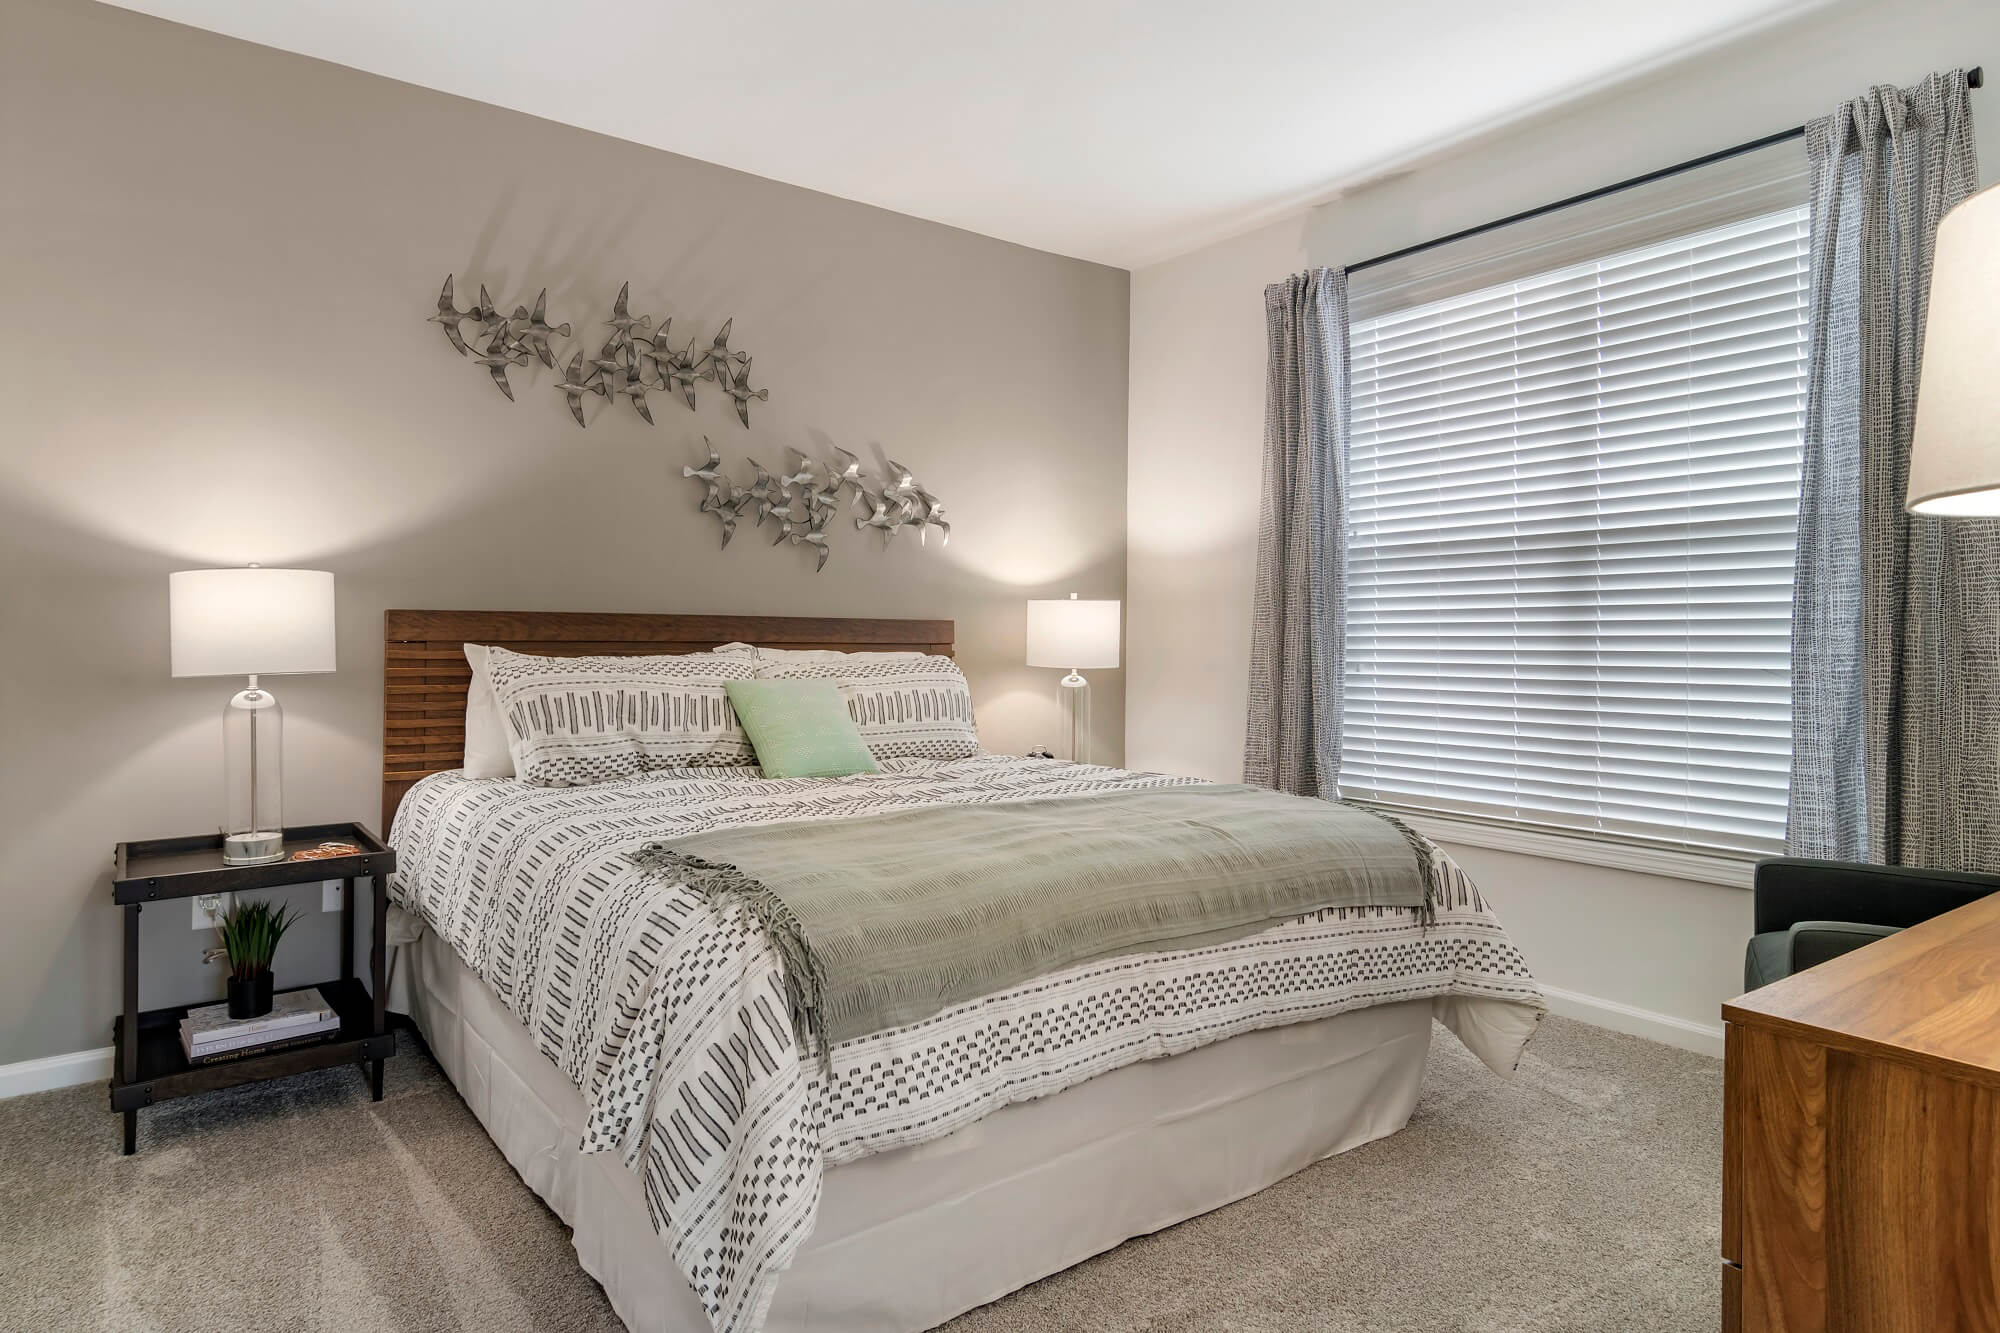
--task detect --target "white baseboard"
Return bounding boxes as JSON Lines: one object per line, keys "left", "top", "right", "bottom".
{"left": 0, "top": 988, "right": 1723, "bottom": 1098}
{"left": 0, "top": 1045, "right": 112, "bottom": 1099}
{"left": 1538, "top": 984, "right": 1725, "bottom": 1059}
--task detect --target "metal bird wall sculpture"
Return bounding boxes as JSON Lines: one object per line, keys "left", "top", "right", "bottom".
{"left": 681, "top": 442, "right": 948, "bottom": 573}
{"left": 432, "top": 279, "right": 937, "bottom": 573}
{"left": 427, "top": 276, "right": 769, "bottom": 430}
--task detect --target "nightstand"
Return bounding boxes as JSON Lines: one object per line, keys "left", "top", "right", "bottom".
{"left": 109, "top": 822, "right": 397, "bottom": 1155}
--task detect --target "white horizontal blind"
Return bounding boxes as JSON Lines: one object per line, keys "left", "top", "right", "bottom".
{"left": 1342, "top": 204, "right": 1809, "bottom": 854}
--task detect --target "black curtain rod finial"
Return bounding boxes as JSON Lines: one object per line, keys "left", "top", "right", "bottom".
{"left": 1970, "top": 66, "right": 1985, "bottom": 89}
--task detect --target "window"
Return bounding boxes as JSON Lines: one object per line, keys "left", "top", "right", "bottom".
{"left": 1341, "top": 203, "right": 1810, "bottom": 855}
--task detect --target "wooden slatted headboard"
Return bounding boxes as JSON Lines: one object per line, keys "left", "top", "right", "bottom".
{"left": 382, "top": 609, "right": 955, "bottom": 832}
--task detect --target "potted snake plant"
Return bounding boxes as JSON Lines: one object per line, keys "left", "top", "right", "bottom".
{"left": 216, "top": 898, "right": 302, "bottom": 1019}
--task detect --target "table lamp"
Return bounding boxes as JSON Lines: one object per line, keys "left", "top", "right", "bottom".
{"left": 1026, "top": 594, "right": 1120, "bottom": 764}
{"left": 1908, "top": 181, "right": 2000, "bottom": 515}
{"left": 170, "top": 567, "right": 336, "bottom": 864}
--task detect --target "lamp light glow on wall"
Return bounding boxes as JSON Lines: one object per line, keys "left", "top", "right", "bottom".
{"left": 170, "top": 567, "right": 336, "bottom": 864}
{"left": 1026, "top": 594, "right": 1120, "bottom": 764}
{"left": 1908, "top": 181, "right": 2000, "bottom": 516}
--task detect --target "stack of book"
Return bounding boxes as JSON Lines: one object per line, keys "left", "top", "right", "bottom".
{"left": 179, "top": 989, "right": 340, "bottom": 1065}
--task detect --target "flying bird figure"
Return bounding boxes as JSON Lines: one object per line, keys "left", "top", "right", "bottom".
{"left": 797, "top": 527, "right": 830, "bottom": 573}
{"left": 588, "top": 337, "right": 631, "bottom": 384}
{"left": 605, "top": 282, "right": 651, "bottom": 341}
{"left": 716, "top": 357, "right": 768, "bottom": 428}
{"left": 696, "top": 475, "right": 734, "bottom": 515}
{"left": 742, "top": 458, "right": 783, "bottom": 523}
{"left": 825, "top": 446, "right": 864, "bottom": 489}
{"left": 882, "top": 459, "right": 921, "bottom": 507}
{"left": 915, "top": 488, "right": 951, "bottom": 546}
{"left": 469, "top": 284, "right": 512, "bottom": 340}
{"left": 700, "top": 317, "right": 749, "bottom": 378}
{"left": 712, "top": 502, "right": 742, "bottom": 549}
{"left": 634, "top": 317, "right": 675, "bottom": 382}
{"left": 513, "top": 289, "right": 570, "bottom": 368}
{"left": 555, "top": 349, "right": 607, "bottom": 427}
{"left": 620, "top": 365, "right": 656, "bottom": 424}
{"left": 781, "top": 449, "right": 819, "bottom": 491}
{"left": 470, "top": 325, "right": 531, "bottom": 401}
{"left": 855, "top": 489, "right": 903, "bottom": 544}
{"left": 657, "top": 337, "right": 706, "bottom": 411}
{"left": 683, "top": 442, "right": 724, "bottom": 485}
{"left": 429, "top": 275, "right": 476, "bottom": 355}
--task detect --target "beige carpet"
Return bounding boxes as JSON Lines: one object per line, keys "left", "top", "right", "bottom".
{"left": 0, "top": 1016, "right": 1722, "bottom": 1332}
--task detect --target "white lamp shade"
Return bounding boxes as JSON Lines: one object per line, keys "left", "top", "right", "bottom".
{"left": 1909, "top": 181, "right": 2000, "bottom": 515}
{"left": 170, "top": 568, "right": 336, "bottom": 677}
{"left": 1026, "top": 598, "right": 1121, "bottom": 670}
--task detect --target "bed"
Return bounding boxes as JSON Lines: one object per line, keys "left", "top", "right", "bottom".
{"left": 381, "top": 609, "right": 1545, "bottom": 1333}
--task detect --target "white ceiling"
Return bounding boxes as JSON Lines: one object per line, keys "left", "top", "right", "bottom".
{"left": 107, "top": 0, "right": 1818, "bottom": 268}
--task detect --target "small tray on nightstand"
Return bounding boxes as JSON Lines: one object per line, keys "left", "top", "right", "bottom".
{"left": 112, "top": 821, "right": 393, "bottom": 905}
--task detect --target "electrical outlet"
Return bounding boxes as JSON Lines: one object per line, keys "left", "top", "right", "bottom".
{"left": 192, "top": 893, "right": 231, "bottom": 930}
{"left": 321, "top": 880, "right": 344, "bottom": 913}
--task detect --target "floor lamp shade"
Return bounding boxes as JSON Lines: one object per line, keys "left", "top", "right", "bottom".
{"left": 169, "top": 568, "right": 336, "bottom": 864}
{"left": 1908, "top": 181, "right": 2000, "bottom": 515}
{"left": 1027, "top": 597, "right": 1120, "bottom": 764}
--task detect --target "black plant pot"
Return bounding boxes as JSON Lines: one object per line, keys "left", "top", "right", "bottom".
{"left": 227, "top": 971, "right": 274, "bottom": 1020}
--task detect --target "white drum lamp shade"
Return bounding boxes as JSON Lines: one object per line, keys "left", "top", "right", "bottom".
{"left": 1908, "top": 182, "right": 2000, "bottom": 516}
{"left": 1025, "top": 598, "right": 1122, "bottom": 670}
{"left": 170, "top": 568, "right": 337, "bottom": 677}
{"left": 170, "top": 567, "right": 335, "bottom": 865}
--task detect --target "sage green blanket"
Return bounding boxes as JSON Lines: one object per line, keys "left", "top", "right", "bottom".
{"left": 630, "top": 784, "right": 1432, "bottom": 1057}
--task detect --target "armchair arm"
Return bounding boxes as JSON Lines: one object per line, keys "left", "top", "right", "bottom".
{"left": 1786, "top": 920, "right": 1902, "bottom": 974}
{"left": 1752, "top": 857, "right": 2000, "bottom": 935}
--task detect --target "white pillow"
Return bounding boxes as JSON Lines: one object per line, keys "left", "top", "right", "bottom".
{"left": 716, "top": 642, "right": 927, "bottom": 665}
{"left": 755, "top": 655, "right": 978, "bottom": 761}
{"left": 460, "top": 644, "right": 516, "bottom": 779}
{"left": 484, "top": 646, "right": 757, "bottom": 786}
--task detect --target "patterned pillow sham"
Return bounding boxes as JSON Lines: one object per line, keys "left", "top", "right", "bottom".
{"left": 754, "top": 655, "right": 979, "bottom": 760}
{"left": 484, "top": 646, "right": 756, "bottom": 786}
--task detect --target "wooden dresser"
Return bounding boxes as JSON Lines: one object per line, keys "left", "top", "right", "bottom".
{"left": 1722, "top": 891, "right": 2000, "bottom": 1331}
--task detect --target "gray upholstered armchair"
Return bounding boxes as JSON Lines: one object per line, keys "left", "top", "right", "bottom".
{"left": 1744, "top": 857, "right": 2000, "bottom": 991}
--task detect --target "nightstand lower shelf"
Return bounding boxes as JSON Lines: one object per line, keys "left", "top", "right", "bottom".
{"left": 109, "top": 981, "right": 395, "bottom": 1133}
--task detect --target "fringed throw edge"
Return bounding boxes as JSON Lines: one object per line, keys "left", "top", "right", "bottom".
{"left": 1333, "top": 799, "right": 1438, "bottom": 927}
{"left": 629, "top": 844, "right": 833, "bottom": 1076}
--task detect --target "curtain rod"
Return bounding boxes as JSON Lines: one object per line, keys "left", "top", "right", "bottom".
{"left": 1346, "top": 65, "right": 1984, "bottom": 276}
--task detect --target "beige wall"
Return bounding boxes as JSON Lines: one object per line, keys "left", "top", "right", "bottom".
{"left": 1127, "top": 0, "right": 2000, "bottom": 1041}
{"left": 0, "top": 0, "right": 1130, "bottom": 1065}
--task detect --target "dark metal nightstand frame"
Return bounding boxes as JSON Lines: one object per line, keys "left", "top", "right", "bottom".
{"left": 108, "top": 822, "right": 397, "bottom": 1155}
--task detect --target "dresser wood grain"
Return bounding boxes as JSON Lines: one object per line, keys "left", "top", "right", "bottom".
{"left": 1722, "top": 891, "right": 2000, "bottom": 1331}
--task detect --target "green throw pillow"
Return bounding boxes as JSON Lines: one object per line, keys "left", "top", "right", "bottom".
{"left": 725, "top": 679, "right": 880, "bottom": 779}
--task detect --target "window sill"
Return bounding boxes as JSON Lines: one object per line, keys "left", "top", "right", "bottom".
{"left": 1393, "top": 811, "right": 1758, "bottom": 890}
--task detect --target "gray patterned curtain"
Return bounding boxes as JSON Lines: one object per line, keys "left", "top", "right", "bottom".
{"left": 1245, "top": 268, "right": 1348, "bottom": 797}
{"left": 1786, "top": 69, "right": 1999, "bottom": 869}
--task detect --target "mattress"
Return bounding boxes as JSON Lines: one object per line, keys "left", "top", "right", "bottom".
{"left": 389, "top": 754, "right": 1544, "bottom": 1332}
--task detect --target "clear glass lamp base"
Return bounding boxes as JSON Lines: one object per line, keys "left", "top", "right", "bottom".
{"left": 1059, "top": 672, "right": 1092, "bottom": 765}
{"left": 222, "top": 678, "right": 286, "bottom": 864}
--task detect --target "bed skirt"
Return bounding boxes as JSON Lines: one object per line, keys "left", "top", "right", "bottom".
{"left": 400, "top": 928, "right": 1437, "bottom": 1333}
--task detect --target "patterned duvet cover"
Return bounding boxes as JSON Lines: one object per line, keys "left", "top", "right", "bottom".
{"left": 390, "top": 754, "right": 1545, "bottom": 1333}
